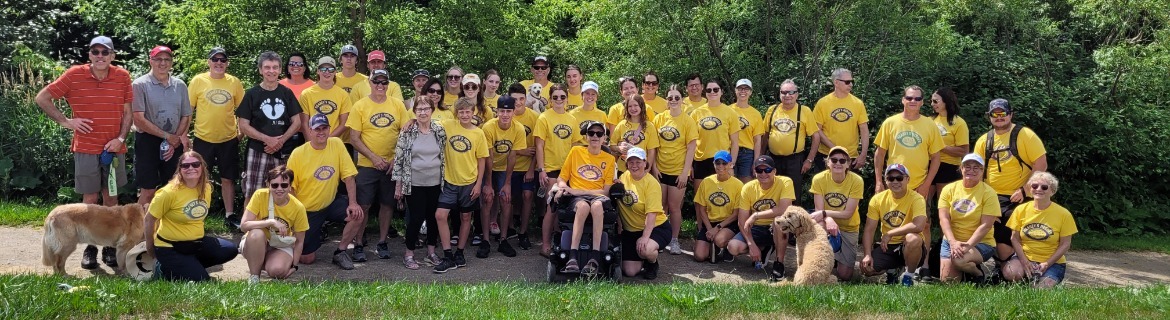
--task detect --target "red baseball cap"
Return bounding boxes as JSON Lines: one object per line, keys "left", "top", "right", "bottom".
{"left": 367, "top": 50, "right": 386, "bottom": 62}
{"left": 149, "top": 46, "right": 173, "bottom": 58}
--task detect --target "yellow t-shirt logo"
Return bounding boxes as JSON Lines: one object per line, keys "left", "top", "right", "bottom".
{"left": 1023, "top": 223, "right": 1054, "bottom": 241}
{"left": 183, "top": 199, "right": 209, "bottom": 219}
{"left": 882, "top": 210, "right": 907, "bottom": 228}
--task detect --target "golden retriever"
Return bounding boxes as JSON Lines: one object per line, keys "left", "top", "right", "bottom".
{"left": 775, "top": 206, "right": 837, "bottom": 285}
{"left": 42, "top": 203, "right": 145, "bottom": 275}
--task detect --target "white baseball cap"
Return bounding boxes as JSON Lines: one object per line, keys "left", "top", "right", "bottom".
{"left": 626, "top": 147, "right": 647, "bottom": 161}
{"left": 582, "top": 81, "right": 599, "bottom": 93}
{"left": 462, "top": 73, "right": 481, "bottom": 86}
{"left": 735, "top": 79, "right": 753, "bottom": 89}
{"left": 961, "top": 153, "right": 985, "bottom": 166}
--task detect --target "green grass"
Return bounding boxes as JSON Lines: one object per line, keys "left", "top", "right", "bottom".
{"left": 0, "top": 201, "right": 48, "bottom": 226}
{"left": 1074, "top": 233, "right": 1170, "bottom": 254}
{"left": 4, "top": 274, "right": 1167, "bottom": 319}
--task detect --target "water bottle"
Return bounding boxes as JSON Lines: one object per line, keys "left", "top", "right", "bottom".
{"left": 159, "top": 140, "right": 169, "bottom": 160}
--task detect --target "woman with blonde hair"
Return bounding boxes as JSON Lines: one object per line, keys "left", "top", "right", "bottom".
{"left": 145, "top": 151, "right": 238, "bottom": 281}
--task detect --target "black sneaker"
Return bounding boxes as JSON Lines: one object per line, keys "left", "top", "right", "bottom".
{"left": 376, "top": 241, "right": 391, "bottom": 259}
{"left": 471, "top": 234, "right": 484, "bottom": 246}
{"left": 498, "top": 240, "right": 517, "bottom": 257}
{"left": 80, "top": 245, "right": 99, "bottom": 270}
{"left": 224, "top": 212, "right": 241, "bottom": 231}
{"left": 642, "top": 261, "right": 659, "bottom": 280}
{"left": 433, "top": 258, "right": 457, "bottom": 273}
{"left": 454, "top": 250, "right": 467, "bottom": 267}
{"left": 333, "top": 250, "right": 355, "bottom": 270}
{"left": 885, "top": 269, "right": 899, "bottom": 285}
{"left": 101, "top": 246, "right": 118, "bottom": 268}
{"left": 351, "top": 244, "right": 368, "bottom": 262}
{"left": 769, "top": 262, "right": 785, "bottom": 282}
{"left": 717, "top": 248, "right": 734, "bottom": 263}
{"left": 517, "top": 234, "right": 532, "bottom": 250}
{"left": 476, "top": 242, "right": 491, "bottom": 259}
{"left": 387, "top": 226, "right": 400, "bottom": 239}
{"left": 506, "top": 228, "right": 519, "bottom": 240}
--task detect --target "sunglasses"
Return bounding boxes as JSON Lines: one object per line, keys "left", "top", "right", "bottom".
{"left": 462, "top": 84, "right": 479, "bottom": 90}
{"left": 288, "top": 61, "right": 304, "bottom": 67}
{"left": 210, "top": 57, "right": 228, "bottom": 63}
{"left": 989, "top": 112, "right": 1009, "bottom": 119}
{"left": 644, "top": 81, "right": 659, "bottom": 86}
{"left": 372, "top": 80, "right": 389, "bottom": 85}
{"left": 705, "top": 88, "right": 721, "bottom": 93}
{"left": 1031, "top": 183, "right": 1050, "bottom": 191}
{"left": 931, "top": 99, "right": 941, "bottom": 104}
{"left": 551, "top": 95, "right": 567, "bottom": 101}
{"left": 829, "top": 157, "right": 849, "bottom": 164}
{"left": 885, "top": 175, "right": 905, "bottom": 182}
{"left": 714, "top": 160, "right": 730, "bottom": 166}
{"left": 270, "top": 182, "right": 290, "bottom": 189}
{"left": 319, "top": 67, "right": 337, "bottom": 73}
{"left": 755, "top": 167, "right": 774, "bottom": 174}
{"left": 837, "top": 79, "right": 854, "bottom": 85}
{"left": 426, "top": 88, "right": 442, "bottom": 94}
{"left": 89, "top": 49, "right": 112, "bottom": 56}
{"left": 666, "top": 96, "right": 681, "bottom": 101}
{"left": 780, "top": 90, "right": 798, "bottom": 96}
{"left": 904, "top": 96, "right": 924, "bottom": 102}
{"left": 585, "top": 131, "right": 606, "bottom": 137}
{"left": 531, "top": 65, "right": 549, "bottom": 70}
{"left": 446, "top": 75, "right": 462, "bottom": 80}
{"left": 179, "top": 162, "right": 202, "bottom": 169}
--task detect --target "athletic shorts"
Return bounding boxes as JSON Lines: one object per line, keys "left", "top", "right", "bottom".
{"left": 695, "top": 222, "right": 740, "bottom": 243}
{"left": 356, "top": 166, "right": 396, "bottom": 206}
{"left": 134, "top": 132, "right": 183, "bottom": 190}
{"left": 871, "top": 242, "right": 927, "bottom": 272}
{"left": 658, "top": 174, "right": 683, "bottom": 188}
{"left": 438, "top": 182, "right": 478, "bottom": 212}
{"left": 73, "top": 152, "right": 127, "bottom": 195}
{"left": 692, "top": 158, "right": 716, "bottom": 181}
{"left": 834, "top": 231, "right": 860, "bottom": 268}
{"left": 621, "top": 221, "right": 671, "bottom": 261}
{"left": 732, "top": 225, "right": 776, "bottom": 254}
{"left": 994, "top": 194, "right": 1023, "bottom": 246}
{"left": 192, "top": 137, "right": 241, "bottom": 181}
{"left": 932, "top": 162, "right": 961, "bottom": 185}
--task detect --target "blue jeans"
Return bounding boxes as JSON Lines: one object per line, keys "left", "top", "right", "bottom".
{"left": 734, "top": 147, "right": 755, "bottom": 179}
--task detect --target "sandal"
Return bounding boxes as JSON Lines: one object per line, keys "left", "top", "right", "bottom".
{"left": 403, "top": 256, "right": 420, "bottom": 270}
{"left": 560, "top": 259, "right": 580, "bottom": 273}
{"left": 581, "top": 259, "right": 600, "bottom": 277}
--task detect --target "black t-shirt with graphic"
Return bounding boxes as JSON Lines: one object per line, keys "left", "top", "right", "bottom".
{"left": 236, "top": 84, "right": 304, "bottom": 155}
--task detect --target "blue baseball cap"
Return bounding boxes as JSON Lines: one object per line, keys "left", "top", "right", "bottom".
{"left": 884, "top": 163, "right": 909, "bottom": 177}
{"left": 309, "top": 114, "right": 330, "bottom": 129}
{"left": 713, "top": 150, "right": 732, "bottom": 163}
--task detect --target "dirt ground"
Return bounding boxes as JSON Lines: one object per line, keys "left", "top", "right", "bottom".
{"left": 7, "top": 226, "right": 1168, "bottom": 286}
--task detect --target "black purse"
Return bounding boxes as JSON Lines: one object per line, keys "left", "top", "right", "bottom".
{"left": 157, "top": 235, "right": 205, "bottom": 255}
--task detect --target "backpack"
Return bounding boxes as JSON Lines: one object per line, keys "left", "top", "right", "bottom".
{"left": 983, "top": 124, "right": 1032, "bottom": 179}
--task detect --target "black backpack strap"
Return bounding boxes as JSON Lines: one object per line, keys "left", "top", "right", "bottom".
{"left": 1009, "top": 125, "right": 1033, "bottom": 171}
{"left": 792, "top": 105, "right": 802, "bottom": 154}
{"left": 984, "top": 130, "right": 996, "bottom": 179}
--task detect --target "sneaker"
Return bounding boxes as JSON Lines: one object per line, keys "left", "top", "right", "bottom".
{"left": 80, "top": 246, "right": 99, "bottom": 270}
{"left": 351, "top": 245, "right": 368, "bottom": 262}
{"left": 885, "top": 269, "right": 899, "bottom": 285}
{"left": 420, "top": 222, "right": 428, "bottom": 235}
{"left": 717, "top": 248, "right": 734, "bottom": 263}
{"left": 506, "top": 228, "right": 519, "bottom": 240}
{"left": 332, "top": 251, "right": 355, "bottom": 270}
{"left": 561, "top": 259, "right": 581, "bottom": 273}
{"left": 454, "top": 250, "right": 467, "bottom": 267}
{"left": 498, "top": 240, "right": 517, "bottom": 257}
{"left": 581, "top": 259, "right": 600, "bottom": 277}
{"left": 769, "top": 262, "right": 785, "bottom": 282}
{"left": 471, "top": 234, "right": 484, "bottom": 246}
{"left": 248, "top": 275, "right": 260, "bottom": 285}
{"left": 490, "top": 222, "right": 501, "bottom": 235}
{"left": 668, "top": 238, "right": 682, "bottom": 255}
{"left": 517, "top": 234, "right": 532, "bottom": 250}
{"left": 403, "top": 256, "right": 420, "bottom": 270}
{"left": 224, "top": 212, "right": 241, "bottom": 231}
{"left": 915, "top": 266, "right": 938, "bottom": 283}
{"left": 433, "top": 257, "right": 457, "bottom": 273}
{"left": 387, "top": 226, "right": 400, "bottom": 239}
{"left": 376, "top": 241, "right": 391, "bottom": 259}
{"left": 642, "top": 261, "right": 659, "bottom": 280}
{"left": 424, "top": 253, "right": 442, "bottom": 267}
{"left": 476, "top": 242, "right": 491, "bottom": 259}
{"left": 902, "top": 272, "right": 915, "bottom": 286}
{"left": 101, "top": 246, "right": 118, "bottom": 268}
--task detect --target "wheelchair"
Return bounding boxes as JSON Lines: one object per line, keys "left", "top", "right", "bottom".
{"left": 545, "top": 183, "right": 625, "bottom": 283}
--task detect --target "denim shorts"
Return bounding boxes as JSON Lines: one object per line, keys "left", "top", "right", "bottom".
{"left": 940, "top": 240, "right": 995, "bottom": 261}
{"left": 734, "top": 147, "right": 755, "bottom": 178}
{"left": 1035, "top": 261, "right": 1067, "bottom": 283}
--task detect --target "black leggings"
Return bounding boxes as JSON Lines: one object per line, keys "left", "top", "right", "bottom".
{"left": 406, "top": 185, "right": 441, "bottom": 250}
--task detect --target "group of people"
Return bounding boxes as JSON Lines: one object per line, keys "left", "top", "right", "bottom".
{"left": 35, "top": 36, "right": 1077, "bottom": 287}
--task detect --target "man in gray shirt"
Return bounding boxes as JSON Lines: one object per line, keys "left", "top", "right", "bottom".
{"left": 132, "top": 45, "right": 192, "bottom": 206}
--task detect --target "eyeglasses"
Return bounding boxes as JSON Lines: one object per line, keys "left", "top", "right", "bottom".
{"left": 446, "top": 75, "right": 462, "bottom": 80}
{"left": 885, "top": 175, "right": 905, "bottom": 182}
{"left": 426, "top": 88, "right": 442, "bottom": 94}
{"left": 179, "top": 162, "right": 202, "bottom": 169}
{"left": 988, "top": 111, "right": 1009, "bottom": 119}
{"left": 780, "top": 90, "right": 798, "bottom": 96}
{"left": 288, "top": 61, "right": 304, "bottom": 67}
{"left": 585, "top": 131, "right": 606, "bottom": 137}
{"left": 415, "top": 107, "right": 433, "bottom": 112}
{"left": 666, "top": 96, "right": 681, "bottom": 101}
{"left": 462, "top": 84, "right": 479, "bottom": 90}
{"left": 837, "top": 79, "right": 854, "bottom": 85}
{"left": 210, "top": 57, "right": 228, "bottom": 63}
{"left": 1031, "top": 183, "right": 1050, "bottom": 191}
{"left": 755, "top": 167, "right": 774, "bottom": 174}
{"left": 551, "top": 95, "right": 567, "bottom": 101}
{"left": 829, "top": 157, "right": 849, "bottom": 164}
{"left": 644, "top": 81, "right": 659, "bottom": 86}
{"left": 319, "top": 67, "right": 337, "bottom": 73}
{"left": 372, "top": 80, "right": 389, "bottom": 85}
{"left": 705, "top": 88, "right": 721, "bottom": 93}
{"left": 89, "top": 49, "right": 112, "bottom": 57}
{"left": 270, "top": 182, "right": 290, "bottom": 189}
{"left": 531, "top": 65, "right": 549, "bottom": 70}
{"left": 150, "top": 58, "right": 173, "bottom": 63}
{"left": 736, "top": 86, "right": 752, "bottom": 91}
{"left": 904, "top": 96, "right": 924, "bottom": 102}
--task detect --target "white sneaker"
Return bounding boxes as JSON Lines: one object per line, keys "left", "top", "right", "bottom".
{"left": 490, "top": 222, "right": 501, "bottom": 235}
{"left": 248, "top": 275, "right": 260, "bottom": 285}
{"left": 420, "top": 222, "right": 428, "bottom": 235}
{"left": 668, "top": 238, "right": 682, "bottom": 255}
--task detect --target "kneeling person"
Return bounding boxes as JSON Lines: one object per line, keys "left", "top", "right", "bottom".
{"left": 616, "top": 147, "right": 668, "bottom": 279}
{"left": 809, "top": 146, "right": 865, "bottom": 280}
{"left": 727, "top": 155, "right": 796, "bottom": 281}
{"left": 861, "top": 164, "right": 928, "bottom": 286}
{"left": 240, "top": 165, "right": 309, "bottom": 283}
{"left": 288, "top": 114, "right": 364, "bottom": 270}
{"left": 938, "top": 154, "right": 1000, "bottom": 283}
{"left": 145, "top": 151, "right": 239, "bottom": 281}
{"left": 692, "top": 150, "right": 742, "bottom": 262}
{"left": 552, "top": 121, "right": 617, "bottom": 275}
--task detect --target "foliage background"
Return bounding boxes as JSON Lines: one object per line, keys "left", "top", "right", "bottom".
{"left": 2, "top": 0, "right": 1168, "bottom": 235}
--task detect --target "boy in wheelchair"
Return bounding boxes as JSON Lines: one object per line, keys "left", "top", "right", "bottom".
{"left": 546, "top": 121, "right": 619, "bottom": 278}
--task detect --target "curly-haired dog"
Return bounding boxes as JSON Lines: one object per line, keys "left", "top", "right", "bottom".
{"left": 42, "top": 203, "right": 146, "bottom": 276}
{"left": 775, "top": 206, "right": 837, "bottom": 285}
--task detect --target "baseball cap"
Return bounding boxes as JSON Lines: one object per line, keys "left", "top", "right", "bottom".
{"left": 713, "top": 150, "right": 733, "bottom": 163}
{"left": 988, "top": 98, "right": 1011, "bottom": 113}
{"left": 754, "top": 155, "right": 776, "bottom": 168}
{"left": 961, "top": 153, "right": 985, "bottom": 166}
{"left": 371, "top": 69, "right": 389, "bottom": 80}
{"left": 309, "top": 114, "right": 330, "bottom": 129}
{"left": 340, "top": 44, "right": 359, "bottom": 56}
{"left": 89, "top": 36, "right": 114, "bottom": 50}
{"left": 533, "top": 56, "right": 549, "bottom": 64}
{"left": 411, "top": 69, "right": 430, "bottom": 79}
{"left": 626, "top": 147, "right": 647, "bottom": 161}
{"left": 581, "top": 120, "right": 607, "bottom": 136}
{"left": 207, "top": 47, "right": 227, "bottom": 59}
{"left": 735, "top": 79, "right": 753, "bottom": 89}
{"left": 125, "top": 242, "right": 155, "bottom": 282}
{"left": 367, "top": 50, "right": 385, "bottom": 62}
{"left": 497, "top": 95, "right": 516, "bottom": 110}
{"left": 462, "top": 73, "right": 481, "bottom": 86}
{"left": 884, "top": 163, "right": 909, "bottom": 176}
{"left": 317, "top": 56, "right": 336, "bottom": 67}
{"left": 149, "top": 46, "right": 172, "bottom": 58}
{"left": 828, "top": 146, "right": 849, "bottom": 158}
{"left": 582, "top": 81, "right": 599, "bottom": 94}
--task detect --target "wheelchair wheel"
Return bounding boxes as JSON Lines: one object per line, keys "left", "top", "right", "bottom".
{"left": 609, "top": 263, "right": 622, "bottom": 282}
{"left": 546, "top": 261, "right": 567, "bottom": 284}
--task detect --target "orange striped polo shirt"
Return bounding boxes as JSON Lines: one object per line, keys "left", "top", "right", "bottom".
{"left": 46, "top": 65, "right": 133, "bottom": 154}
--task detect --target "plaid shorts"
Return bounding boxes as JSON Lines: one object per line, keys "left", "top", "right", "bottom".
{"left": 244, "top": 148, "right": 286, "bottom": 198}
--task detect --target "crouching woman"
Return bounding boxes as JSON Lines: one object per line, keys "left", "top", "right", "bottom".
{"left": 145, "top": 151, "right": 238, "bottom": 281}
{"left": 240, "top": 165, "right": 309, "bottom": 284}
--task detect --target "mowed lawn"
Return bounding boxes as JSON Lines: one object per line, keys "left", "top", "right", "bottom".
{"left": 4, "top": 274, "right": 1168, "bottom": 319}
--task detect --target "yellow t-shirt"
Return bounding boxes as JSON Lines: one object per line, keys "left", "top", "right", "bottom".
{"left": 299, "top": 84, "right": 353, "bottom": 140}
{"left": 866, "top": 190, "right": 927, "bottom": 245}
{"left": 569, "top": 107, "right": 608, "bottom": 136}
{"left": 442, "top": 92, "right": 459, "bottom": 110}
{"left": 874, "top": 114, "right": 944, "bottom": 189}
{"left": 472, "top": 107, "right": 496, "bottom": 128}
{"left": 690, "top": 103, "right": 742, "bottom": 160}
{"left": 694, "top": 175, "right": 744, "bottom": 223}
{"left": 566, "top": 93, "right": 583, "bottom": 112}
{"left": 733, "top": 105, "right": 765, "bottom": 151}
{"left": 809, "top": 171, "right": 864, "bottom": 233}
{"left": 348, "top": 79, "right": 405, "bottom": 104}
{"left": 441, "top": 120, "right": 490, "bottom": 185}
{"left": 484, "top": 94, "right": 500, "bottom": 114}
{"left": 738, "top": 176, "right": 796, "bottom": 226}
{"left": 763, "top": 104, "right": 818, "bottom": 156}
{"left": 520, "top": 80, "right": 554, "bottom": 102}
{"left": 645, "top": 96, "right": 668, "bottom": 114}
{"left": 606, "top": 102, "right": 658, "bottom": 127}
{"left": 482, "top": 118, "right": 528, "bottom": 172}
{"left": 558, "top": 146, "right": 617, "bottom": 190}
{"left": 334, "top": 72, "right": 367, "bottom": 94}
{"left": 346, "top": 96, "right": 413, "bottom": 167}
{"left": 244, "top": 188, "right": 310, "bottom": 240}
{"left": 287, "top": 138, "right": 359, "bottom": 211}
{"left": 683, "top": 97, "right": 707, "bottom": 115}
{"left": 610, "top": 120, "right": 661, "bottom": 171}
{"left": 813, "top": 93, "right": 869, "bottom": 157}
{"left": 652, "top": 111, "right": 700, "bottom": 175}
{"left": 1008, "top": 202, "right": 1078, "bottom": 263}
{"left": 534, "top": 109, "right": 581, "bottom": 171}
{"left": 938, "top": 181, "right": 1001, "bottom": 246}
{"left": 431, "top": 108, "right": 455, "bottom": 123}
{"left": 188, "top": 72, "right": 244, "bottom": 143}
{"left": 617, "top": 172, "right": 665, "bottom": 232}
{"left": 512, "top": 108, "right": 540, "bottom": 171}
{"left": 934, "top": 115, "right": 970, "bottom": 165}
{"left": 149, "top": 183, "right": 212, "bottom": 247}
{"left": 973, "top": 126, "right": 1046, "bottom": 195}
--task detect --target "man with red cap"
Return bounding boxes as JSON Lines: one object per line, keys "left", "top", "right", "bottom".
{"left": 348, "top": 49, "right": 404, "bottom": 103}
{"left": 132, "top": 45, "right": 193, "bottom": 208}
